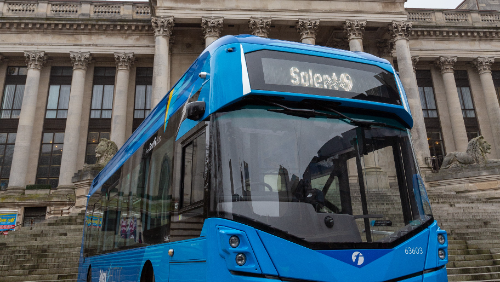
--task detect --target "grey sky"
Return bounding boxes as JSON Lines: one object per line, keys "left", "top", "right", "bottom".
{"left": 405, "top": 0, "right": 464, "bottom": 9}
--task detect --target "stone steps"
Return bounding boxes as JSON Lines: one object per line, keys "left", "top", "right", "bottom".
{"left": 448, "top": 271, "right": 500, "bottom": 281}
{"left": 0, "top": 213, "right": 84, "bottom": 282}
{"left": 428, "top": 185, "right": 500, "bottom": 282}
{"left": 448, "top": 265, "right": 500, "bottom": 275}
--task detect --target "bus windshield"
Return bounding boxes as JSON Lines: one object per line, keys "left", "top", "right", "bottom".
{"left": 212, "top": 106, "right": 432, "bottom": 248}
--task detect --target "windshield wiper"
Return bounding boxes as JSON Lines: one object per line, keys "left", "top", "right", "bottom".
{"left": 261, "top": 99, "right": 403, "bottom": 130}
{"left": 265, "top": 100, "right": 338, "bottom": 119}
{"left": 319, "top": 105, "right": 404, "bottom": 130}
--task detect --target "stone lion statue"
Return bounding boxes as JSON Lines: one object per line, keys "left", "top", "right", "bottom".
{"left": 441, "top": 136, "right": 491, "bottom": 169}
{"left": 83, "top": 138, "right": 118, "bottom": 171}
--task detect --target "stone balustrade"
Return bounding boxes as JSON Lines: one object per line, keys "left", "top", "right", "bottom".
{"left": 0, "top": 1, "right": 151, "bottom": 19}
{"left": 407, "top": 8, "right": 500, "bottom": 26}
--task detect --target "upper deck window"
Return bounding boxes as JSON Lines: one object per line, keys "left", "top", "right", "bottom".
{"left": 245, "top": 50, "right": 401, "bottom": 106}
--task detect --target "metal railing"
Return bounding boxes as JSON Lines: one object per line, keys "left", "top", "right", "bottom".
{"left": 426, "top": 156, "right": 444, "bottom": 173}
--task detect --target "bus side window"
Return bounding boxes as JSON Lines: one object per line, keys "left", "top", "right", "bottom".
{"left": 181, "top": 135, "right": 205, "bottom": 208}
{"left": 170, "top": 123, "right": 208, "bottom": 242}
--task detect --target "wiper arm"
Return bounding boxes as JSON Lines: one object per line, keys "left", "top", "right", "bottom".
{"left": 266, "top": 101, "right": 338, "bottom": 119}
{"left": 319, "top": 105, "right": 404, "bottom": 130}
{"left": 261, "top": 99, "right": 403, "bottom": 130}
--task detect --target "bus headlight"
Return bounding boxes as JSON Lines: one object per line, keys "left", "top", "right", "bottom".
{"left": 229, "top": 236, "right": 240, "bottom": 248}
{"left": 438, "top": 234, "right": 445, "bottom": 245}
{"left": 438, "top": 249, "right": 446, "bottom": 260}
{"left": 236, "top": 253, "right": 246, "bottom": 266}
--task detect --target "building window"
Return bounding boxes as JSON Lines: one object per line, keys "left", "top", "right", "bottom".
{"left": 36, "top": 132, "right": 64, "bottom": 188}
{"left": 134, "top": 67, "right": 153, "bottom": 131}
{"left": 0, "top": 67, "right": 27, "bottom": 119}
{"left": 455, "top": 70, "right": 480, "bottom": 141}
{"left": 419, "top": 86, "right": 438, "bottom": 118}
{"left": 85, "top": 131, "right": 110, "bottom": 165}
{"left": 90, "top": 67, "right": 115, "bottom": 119}
{"left": 416, "top": 70, "right": 445, "bottom": 170}
{"left": 457, "top": 87, "right": 475, "bottom": 118}
{"left": 427, "top": 132, "right": 445, "bottom": 170}
{"left": 46, "top": 67, "right": 72, "bottom": 119}
{"left": 0, "top": 133, "right": 16, "bottom": 190}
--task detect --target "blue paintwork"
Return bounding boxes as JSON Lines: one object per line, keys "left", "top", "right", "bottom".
{"left": 400, "top": 275, "right": 423, "bottom": 282}
{"left": 423, "top": 267, "right": 448, "bottom": 282}
{"left": 79, "top": 35, "right": 447, "bottom": 282}
{"left": 257, "top": 225, "right": 429, "bottom": 281}
{"left": 79, "top": 219, "right": 447, "bottom": 282}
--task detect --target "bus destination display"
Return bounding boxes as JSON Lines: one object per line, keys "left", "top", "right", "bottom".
{"left": 263, "top": 58, "right": 354, "bottom": 92}
{"left": 246, "top": 50, "right": 401, "bottom": 106}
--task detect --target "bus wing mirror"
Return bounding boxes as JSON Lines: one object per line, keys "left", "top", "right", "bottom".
{"left": 186, "top": 101, "right": 206, "bottom": 121}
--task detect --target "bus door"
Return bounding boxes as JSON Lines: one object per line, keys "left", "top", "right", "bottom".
{"left": 168, "top": 121, "right": 209, "bottom": 282}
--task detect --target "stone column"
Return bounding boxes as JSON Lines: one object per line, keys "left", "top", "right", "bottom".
{"left": 473, "top": 57, "right": 500, "bottom": 155}
{"left": 111, "top": 53, "right": 134, "bottom": 149}
{"left": 7, "top": 51, "right": 47, "bottom": 191}
{"left": 377, "top": 40, "right": 394, "bottom": 65}
{"left": 430, "top": 66, "right": 456, "bottom": 153}
{"left": 344, "top": 20, "right": 366, "bottom": 52}
{"left": 168, "top": 36, "right": 175, "bottom": 89}
{"left": 435, "top": 56, "right": 469, "bottom": 153}
{"left": 151, "top": 16, "right": 174, "bottom": 108}
{"left": 58, "top": 52, "right": 92, "bottom": 189}
{"left": 297, "top": 19, "right": 319, "bottom": 45}
{"left": 201, "top": 17, "right": 223, "bottom": 48}
{"left": 249, "top": 17, "right": 271, "bottom": 38}
{"left": 388, "top": 21, "right": 431, "bottom": 170}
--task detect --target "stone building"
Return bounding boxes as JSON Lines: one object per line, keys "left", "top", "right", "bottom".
{"left": 0, "top": 0, "right": 500, "bottom": 226}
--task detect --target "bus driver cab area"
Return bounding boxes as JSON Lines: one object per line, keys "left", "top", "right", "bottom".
{"left": 212, "top": 98, "right": 433, "bottom": 248}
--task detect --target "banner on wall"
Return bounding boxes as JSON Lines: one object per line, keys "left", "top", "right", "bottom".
{"left": 0, "top": 212, "right": 17, "bottom": 231}
{"left": 86, "top": 214, "right": 102, "bottom": 228}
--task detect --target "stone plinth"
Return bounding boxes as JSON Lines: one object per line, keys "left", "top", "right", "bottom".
{"left": 426, "top": 163, "right": 500, "bottom": 196}
{"left": 71, "top": 169, "right": 99, "bottom": 213}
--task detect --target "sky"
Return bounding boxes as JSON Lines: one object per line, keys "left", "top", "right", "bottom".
{"left": 405, "top": 0, "right": 465, "bottom": 9}
{"left": 107, "top": 0, "right": 465, "bottom": 9}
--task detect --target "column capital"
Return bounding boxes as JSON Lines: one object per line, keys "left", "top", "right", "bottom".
{"left": 201, "top": 17, "right": 223, "bottom": 39}
{"left": 473, "top": 57, "right": 495, "bottom": 75}
{"left": 151, "top": 16, "right": 174, "bottom": 37}
{"left": 24, "top": 51, "right": 47, "bottom": 70}
{"left": 388, "top": 21, "right": 412, "bottom": 41}
{"left": 376, "top": 39, "right": 394, "bottom": 57}
{"left": 114, "top": 52, "right": 135, "bottom": 70}
{"left": 412, "top": 56, "right": 420, "bottom": 72}
{"left": 297, "top": 19, "right": 319, "bottom": 42}
{"left": 69, "top": 51, "right": 91, "bottom": 71}
{"left": 249, "top": 17, "right": 271, "bottom": 38}
{"left": 344, "top": 20, "right": 366, "bottom": 40}
{"left": 436, "top": 56, "right": 458, "bottom": 74}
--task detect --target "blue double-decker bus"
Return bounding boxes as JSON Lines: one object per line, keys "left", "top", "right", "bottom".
{"left": 78, "top": 35, "right": 448, "bottom": 282}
